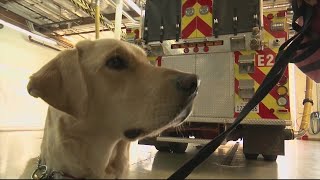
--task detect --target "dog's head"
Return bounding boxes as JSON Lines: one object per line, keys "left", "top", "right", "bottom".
{"left": 27, "top": 39, "right": 198, "bottom": 141}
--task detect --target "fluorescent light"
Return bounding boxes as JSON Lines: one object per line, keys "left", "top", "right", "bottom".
{"left": 124, "top": 0, "right": 142, "bottom": 16}
{"left": 106, "top": 0, "right": 138, "bottom": 23}
{"left": 0, "top": 19, "right": 58, "bottom": 45}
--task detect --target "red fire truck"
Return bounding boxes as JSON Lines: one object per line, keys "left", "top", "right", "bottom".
{"left": 126, "top": 0, "right": 295, "bottom": 161}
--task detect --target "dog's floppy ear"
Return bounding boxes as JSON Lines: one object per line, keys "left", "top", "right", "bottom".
{"left": 27, "top": 41, "right": 92, "bottom": 117}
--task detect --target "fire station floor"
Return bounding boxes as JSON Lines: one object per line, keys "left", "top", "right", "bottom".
{"left": 1, "top": 130, "right": 320, "bottom": 179}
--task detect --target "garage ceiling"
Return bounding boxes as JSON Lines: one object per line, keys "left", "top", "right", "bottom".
{"left": 0, "top": 0, "right": 293, "bottom": 47}
{"left": 0, "top": 0, "right": 144, "bottom": 46}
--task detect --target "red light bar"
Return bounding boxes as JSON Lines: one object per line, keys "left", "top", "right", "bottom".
{"left": 171, "top": 40, "right": 224, "bottom": 49}
{"left": 181, "top": 44, "right": 188, "bottom": 48}
{"left": 206, "top": 41, "right": 214, "bottom": 46}
{"left": 213, "top": 41, "right": 223, "bottom": 46}
{"left": 197, "top": 42, "right": 205, "bottom": 47}
{"left": 171, "top": 44, "right": 180, "bottom": 49}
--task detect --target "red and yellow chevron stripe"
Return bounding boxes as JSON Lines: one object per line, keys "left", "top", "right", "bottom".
{"left": 181, "top": 0, "right": 213, "bottom": 39}
{"left": 234, "top": 10, "right": 290, "bottom": 121}
{"left": 234, "top": 50, "right": 290, "bottom": 120}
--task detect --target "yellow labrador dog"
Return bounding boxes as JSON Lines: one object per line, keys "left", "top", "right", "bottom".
{"left": 20, "top": 39, "right": 198, "bottom": 179}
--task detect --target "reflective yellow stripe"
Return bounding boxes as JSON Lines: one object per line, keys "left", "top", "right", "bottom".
{"left": 181, "top": 0, "right": 196, "bottom": 29}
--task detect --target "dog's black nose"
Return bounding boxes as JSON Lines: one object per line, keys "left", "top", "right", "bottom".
{"left": 176, "top": 74, "right": 198, "bottom": 95}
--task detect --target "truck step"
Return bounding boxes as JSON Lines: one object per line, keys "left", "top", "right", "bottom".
{"left": 156, "top": 136, "right": 227, "bottom": 145}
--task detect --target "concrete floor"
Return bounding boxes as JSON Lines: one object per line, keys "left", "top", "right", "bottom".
{"left": 1, "top": 131, "right": 320, "bottom": 179}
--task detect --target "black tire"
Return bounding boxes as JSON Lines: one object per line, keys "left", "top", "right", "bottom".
{"left": 263, "top": 155, "right": 278, "bottom": 161}
{"left": 244, "top": 153, "right": 259, "bottom": 160}
{"left": 155, "top": 143, "right": 171, "bottom": 152}
{"left": 169, "top": 142, "right": 188, "bottom": 153}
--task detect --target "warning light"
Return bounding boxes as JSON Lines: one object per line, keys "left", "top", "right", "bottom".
{"left": 203, "top": 46, "right": 209, "bottom": 52}
{"left": 172, "top": 44, "right": 180, "bottom": 49}
{"left": 193, "top": 47, "right": 199, "bottom": 53}
{"left": 277, "top": 86, "right": 288, "bottom": 96}
{"left": 277, "top": 97, "right": 288, "bottom": 107}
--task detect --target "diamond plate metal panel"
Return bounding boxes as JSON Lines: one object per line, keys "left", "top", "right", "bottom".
{"left": 187, "top": 117, "right": 292, "bottom": 126}
{"left": 193, "top": 53, "right": 234, "bottom": 118}
{"left": 161, "top": 55, "right": 196, "bottom": 74}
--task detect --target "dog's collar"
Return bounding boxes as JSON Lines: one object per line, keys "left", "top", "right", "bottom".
{"left": 31, "top": 156, "right": 77, "bottom": 179}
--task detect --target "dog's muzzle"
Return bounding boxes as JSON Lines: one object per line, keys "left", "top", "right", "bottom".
{"left": 173, "top": 83, "right": 199, "bottom": 126}
{"left": 176, "top": 74, "right": 199, "bottom": 96}
{"left": 123, "top": 75, "right": 200, "bottom": 140}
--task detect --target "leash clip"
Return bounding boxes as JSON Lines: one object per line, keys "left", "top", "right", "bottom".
{"left": 31, "top": 165, "right": 48, "bottom": 179}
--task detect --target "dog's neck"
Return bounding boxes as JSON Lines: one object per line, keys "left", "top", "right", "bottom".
{"left": 39, "top": 106, "right": 119, "bottom": 179}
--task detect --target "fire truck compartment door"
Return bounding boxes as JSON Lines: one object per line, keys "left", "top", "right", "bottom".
{"left": 214, "top": 0, "right": 261, "bottom": 35}
{"left": 193, "top": 53, "right": 234, "bottom": 117}
{"left": 144, "top": 0, "right": 181, "bottom": 42}
{"left": 161, "top": 53, "right": 235, "bottom": 118}
{"left": 161, "top": 54, "right": 196, "bottom": 74}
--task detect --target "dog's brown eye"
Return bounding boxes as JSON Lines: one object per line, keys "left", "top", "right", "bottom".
{"left": 106, "top": 56, "right": 128, "bottom": 70}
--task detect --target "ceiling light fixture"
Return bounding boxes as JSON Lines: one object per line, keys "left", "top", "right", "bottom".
{"left": 0, "top": 19, "right": 58, "bottom": 46}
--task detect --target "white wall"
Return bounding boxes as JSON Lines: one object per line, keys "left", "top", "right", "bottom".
{"left": 0, "top": 24, "right": 58, "bottom": 130}
{"left": 293, "top": 65, "right": 320, "bottom": 140}
{"left": 63, "top": 30, "right": 116, "bottom": 44}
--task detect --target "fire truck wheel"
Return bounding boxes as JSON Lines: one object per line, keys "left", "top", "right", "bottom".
{"left": 155, "top": 143, "right": 171, "bottom": 152}
{"left": 168, "top": 142, "right": 188, "bottom": 153}
{"left": 262, "top": 154, "right": 278, "bottom": 161}
{"left": 244, "top": 153, "right": 259, "bottom": 160}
